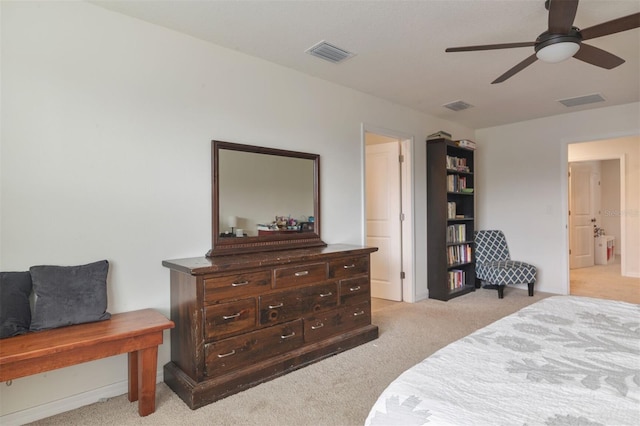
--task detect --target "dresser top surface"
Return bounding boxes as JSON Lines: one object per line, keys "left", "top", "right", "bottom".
{"left": 162, "top": 244, "right": 378, "bottom": 275}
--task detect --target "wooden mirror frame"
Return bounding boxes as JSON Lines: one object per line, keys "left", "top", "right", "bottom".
{"left": 207, "top": 140, "right": 326, "bottom": 257}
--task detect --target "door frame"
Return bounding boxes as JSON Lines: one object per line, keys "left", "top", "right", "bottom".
{"left": 568, "top": 154, "right": 626, "bottom": 270}
{"left": 562, "top": 138, "right": 628, "bottom": 294}
{"left": 361, "top": 124, "right": 415, "bottom": 302}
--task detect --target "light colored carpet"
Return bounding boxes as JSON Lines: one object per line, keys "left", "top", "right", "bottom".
{"left": 29, "top": 288, "right": 551, "bottom": 426}
{"left": 570, "top": 256, "right": 640, "bottom": 304}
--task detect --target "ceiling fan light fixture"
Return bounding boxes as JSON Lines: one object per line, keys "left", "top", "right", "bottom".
{"left": 536, "top": 41, "right": 580, "bottom": 63}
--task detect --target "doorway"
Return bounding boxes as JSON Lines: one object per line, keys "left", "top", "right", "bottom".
{"left": 567, "top": 145, "right": 629, "bottom": 301}
{"left": 363, "top": 126, "right": 414, "bottom": 302}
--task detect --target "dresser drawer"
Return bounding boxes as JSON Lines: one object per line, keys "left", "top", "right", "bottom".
{"left": 204, "top": 269, "right": 272, "bottom": 303}
{"left": 273, "top": 262, "right": 327, "bottom": 289}
{"left": 204, "top": 298, "right": 256, "bottom": 341}
{"left": 259, "top": 282, "right": 338, "bottom": 325}
{"left": 339, "top": 276, "right": 371, "bottom": 306}
{"left": 328, "top": 255, "right": 369, "bottom": 279}
{"left": 303, "top": 301, "right": 371, "bottom": 343}
{"left": 204, "top": 319, "right": 303, "bottom": 375}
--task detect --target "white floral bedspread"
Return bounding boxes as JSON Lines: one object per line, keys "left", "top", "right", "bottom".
{"left": 365, "top": 296, "right": 640, "bottom": 426}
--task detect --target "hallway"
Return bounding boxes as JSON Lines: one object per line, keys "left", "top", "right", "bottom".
{"left": 570, "top": 256, "right": 640, "bottom": 304}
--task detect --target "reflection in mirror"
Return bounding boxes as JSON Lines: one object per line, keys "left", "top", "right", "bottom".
{"left": 218, "top": 150, "right": 314, "bottom": 237}
{"left": 208, "top": 140, "right": 325, "bottom": 257}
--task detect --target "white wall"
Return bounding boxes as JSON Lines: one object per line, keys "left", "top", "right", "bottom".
{"left": 475, "top": 103, "right": 640, "bottom": 295}
{"left": 0, "top": 1, "right": 475, "bottom": 420}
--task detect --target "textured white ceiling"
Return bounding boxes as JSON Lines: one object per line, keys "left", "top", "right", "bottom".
{"left": 92, "top": 0, "right": 640, "bottom": 129}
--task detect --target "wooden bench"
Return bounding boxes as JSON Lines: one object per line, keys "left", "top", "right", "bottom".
{"left": 0, "top": 309, "right": 174, "bottom": 416}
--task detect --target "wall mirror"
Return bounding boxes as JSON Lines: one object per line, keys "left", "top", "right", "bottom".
{"left": 207, "top": 140, "right": 326, "bottom": 257}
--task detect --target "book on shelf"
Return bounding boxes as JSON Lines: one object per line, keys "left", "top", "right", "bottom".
{"left": 448, "top": 269, "right": 466, "bottom": 290}
{"left": 447, "top": 202, "right": 456, "bottom": 219}
{"left": 446, "top": 155, "right": 470, "bottom": 172}
{"left": 427, "top": 130, "right": 452, "bottom": 141}
{"left": 447, "top": 243, "right": 473, "bottom": 265}
{"left": 447, "top": 174, "right": 467, "bottom": 192}
{"left": 455, "top": 139, "right": 477, "bottom": 150}
{"left": 446, "top": 224, "right": 467, "bottom": 243}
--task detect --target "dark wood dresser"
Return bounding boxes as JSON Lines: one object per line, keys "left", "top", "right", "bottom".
{"left": 162, "top": 244, "right": 379, "bottom": 409}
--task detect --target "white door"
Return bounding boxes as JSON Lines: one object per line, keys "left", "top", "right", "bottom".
{"left": 366, "top": 141, "right": 403, "bottom": 301}
{"left": 569, "top": 163, "right": 596, "bottom": 269}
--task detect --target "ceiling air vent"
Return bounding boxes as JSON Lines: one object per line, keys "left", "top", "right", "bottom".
{"left": 442, "top": 100, "right": 474, "bottom": 112}
{"left": 558, "top": 93, "right": 606, "bottom": 107}
{"left": 305, "top": 41, "right": 355, "bottom": 64}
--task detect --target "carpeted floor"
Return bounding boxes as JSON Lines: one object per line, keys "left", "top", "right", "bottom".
{"left": 28, "top": 288, "right": 551, "bottom": 426}
{"left": 570, "top": 256, "right": 640, "bottom": 304}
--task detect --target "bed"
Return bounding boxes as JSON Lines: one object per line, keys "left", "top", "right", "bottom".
{"left": 365, "top": 296, "right": 640, "bottom": 425}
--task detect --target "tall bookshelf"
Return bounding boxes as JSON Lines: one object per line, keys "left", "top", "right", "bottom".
{"left": 426, "top": 138, "right": 476, "bottom": 301}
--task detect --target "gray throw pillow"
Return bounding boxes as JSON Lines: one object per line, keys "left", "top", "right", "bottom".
{"left": 0, "top": 271, "right": 33, "bottom": 338}
{"left": 29, "top": 260, "right": 111, "bottom": 331}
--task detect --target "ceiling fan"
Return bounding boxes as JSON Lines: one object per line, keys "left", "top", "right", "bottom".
{"left": 445, "top": 0, "right": 640, "bottom": 84}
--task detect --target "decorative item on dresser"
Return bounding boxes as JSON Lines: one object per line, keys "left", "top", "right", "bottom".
{"left": 426, "top": 138, "right": 477, "bottom": 301}
{"left": 162, "top": 244, "right": 378, "bottom": 409}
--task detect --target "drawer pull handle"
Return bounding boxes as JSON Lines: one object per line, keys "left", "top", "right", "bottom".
{"left": 217, "top": 350, "right": 236, "bottom": 358}
{"left": 311, "top": 322, "right": 324, "bottom": 330}
{"left": 268, "top": 302, "right": 284, "bottom": 309}
{"left": 222, "top": 313, "right": 241, "bottom": 320}
{"left": 343, "top": 264, "right": 356, "bottom": 269}
{"left": 280, "top": 331, "right": 296, "bottom": 339}
{"left": 353, "top": 310, "right": 366, "bottom": 317}
{"left": 349, "top": 286, "right": 361, "bottom": 292}
{"left": 231, "top": 280, "right": 249, "bottom": 287}
{"left": 294, "top": 270, "right": 309, "bottom": 277}
{"left": 319, "top": 291, "right": 333, "bottom": 298}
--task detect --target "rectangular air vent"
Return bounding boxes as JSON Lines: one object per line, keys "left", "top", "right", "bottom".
{"left": 305, "top": 41, "right": 355, "bottom": 64}
{"left": 442, "top": 100, "right": 474, "bottom": 112}
{"left": 558, "top": 93, "right": 605, "bottom": 107}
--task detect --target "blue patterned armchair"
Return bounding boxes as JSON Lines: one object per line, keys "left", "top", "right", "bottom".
{"left": 474, "top": 230, "right": 536, "bottom": 299}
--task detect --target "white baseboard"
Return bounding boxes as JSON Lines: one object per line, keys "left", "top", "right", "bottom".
{"left": 0, "top": 371, "right": 163, "bottom": 426}
{"left": 415, "top": 290, "right": 429, "bottom": 301}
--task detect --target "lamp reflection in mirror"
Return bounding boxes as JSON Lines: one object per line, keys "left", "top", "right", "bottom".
{"left": 228, "top": 215, "right": 238, "bottom": 234}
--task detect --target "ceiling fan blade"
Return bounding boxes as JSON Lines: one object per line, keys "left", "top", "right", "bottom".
{"left": 492, "top": 54, "right": 538, "bottom": 84}
{"left": 580, "top": 12, "right": 640, "bottom": 41}
{"left": 446, "top": 42, "right": 535, "bottom": 52}
{"left": 573, "top": 43, "right": 625, "bottom": 69}
{"left": 548, "top": 0, "right": 579, "bottom": 33}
